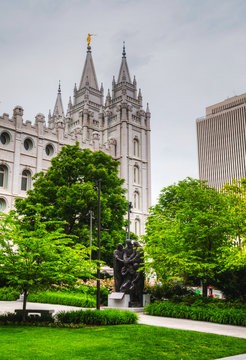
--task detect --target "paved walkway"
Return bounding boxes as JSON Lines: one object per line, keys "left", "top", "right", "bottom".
{"left": 0, "top": 300, "right": 87, "bottom": 315}
{"left": 1, "top": 301, "right": 246, "bottom": 360}
{"left": 138, "top": 313, "right": 246, "bottom": 339}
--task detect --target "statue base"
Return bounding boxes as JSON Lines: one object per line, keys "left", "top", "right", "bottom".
{"left": 108, "top": 293, "right": 150, "bottom": 309}
{"left": 108, "top": 292, "right": 130, "bottom": 308}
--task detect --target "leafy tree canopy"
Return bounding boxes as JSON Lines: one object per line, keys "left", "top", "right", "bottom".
{"left": 144, "top": 178, "right": 234, "bottom": 296}
{"left": 0, "top": 209, "right": 93, "bottom": 319}
{"left": 219, "top": 178, "right": 246, "bottom": 278}
{"left": 15, "top": 144, "right": 128, "bottom": 266}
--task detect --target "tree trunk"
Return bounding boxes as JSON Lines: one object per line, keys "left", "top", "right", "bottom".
{"left": 22, "top": 289, "right": 28, "bottom": 322}
{"left": 202, "top": 279, "right": 208, "bottom": 298}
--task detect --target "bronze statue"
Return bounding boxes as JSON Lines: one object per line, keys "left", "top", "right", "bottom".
{"left": 113, "top": 239, "right": 144, "bottom": 307}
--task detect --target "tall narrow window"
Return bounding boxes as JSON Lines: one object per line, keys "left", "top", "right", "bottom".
{"left": 0, "top": 198, "right": 7, "bottom": 211}
{"left": 134, "top": 218, "right": 140, "bottom": 236}
{"left": 134, "top": 165, "right": 140, "bottom": 184}
{"left": 21, "top": 170, "right": 31, "bottom": 191}
{"left": 0, "top": 165, "right": 8, "bottom": 188}
{"left": 133, "top": 138, "right": 139, "bottom": 157}
{"left": 134, "top": 191, "right": 140, "bottom": 209}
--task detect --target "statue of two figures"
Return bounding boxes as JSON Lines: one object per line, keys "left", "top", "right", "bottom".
{"left": 113, "top": 240, "right": 144, "bottom": 307}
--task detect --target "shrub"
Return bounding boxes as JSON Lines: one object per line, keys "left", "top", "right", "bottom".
{"left": 0, "top": 312, "right": 54, "bottom": 324}
{"left": 0, "top": 287, "right": 20, "bottom": 301}
{"left": 28, "top": 291, "right": 95, "bottom": 308}
{"left": 77, "top": 278, "right": 114, "bottom": 305}
{"left": 144, "top": 282, "right": 195, "bottom": 301}
{"left": 145, "top": 301, "right": 246, "bottom": 326}
{"left": 56, "top": 309, "right": 138, "bottom": 325}
{"left": 212, "top": 267, "right": 246, "bottom": 301}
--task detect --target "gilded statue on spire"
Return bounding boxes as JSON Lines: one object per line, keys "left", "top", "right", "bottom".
{"left": 87, "top": 33, "right": 93, "bottom": 46}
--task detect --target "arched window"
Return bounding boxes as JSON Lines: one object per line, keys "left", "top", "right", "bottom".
{"left": 21, "top": 170, "right": 31, "bottom": 191}
{"left": 134, "top": 218, "right": 140, "bottom": 236}
{"left": 45, "top": 144, "right": 54, "bottom": 156}
{"left": 23, "top": 138, "right": 33, "bottom": 151}
{"left": 134, "top": 191, "right": 140, "bottom": 209}
{"left": 0, "top": 165, "right": 8, "bottom": 189}
{"left": 0, "top": 132, "right": 10, "bottom": 145}
{"left": 133, "top": 165, "right": 140, "bottom": 184}
{"left": 133, "top": 138, "right": 139, "bottom": 157}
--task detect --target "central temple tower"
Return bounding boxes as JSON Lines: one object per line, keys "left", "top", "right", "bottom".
{"left": 64, "top": 42, "right": 151, "bottom": 236}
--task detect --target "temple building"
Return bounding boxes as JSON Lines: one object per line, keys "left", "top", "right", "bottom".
{"left": 0, "top": 42, "right": 151, "bottom": 236}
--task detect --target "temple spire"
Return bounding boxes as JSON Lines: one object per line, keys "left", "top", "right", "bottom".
{"left": 117, "top": 42, "right": 131, "bottom": 84}
{"left": 79, "top": 45, "right": 99, "bottom": 90}
{"left": 53, "top": 81, "right": 64, "bottom": 117}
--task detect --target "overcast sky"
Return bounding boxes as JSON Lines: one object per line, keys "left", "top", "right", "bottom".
{"left": 1, "top": 0, "right": 246, "bottom": 204}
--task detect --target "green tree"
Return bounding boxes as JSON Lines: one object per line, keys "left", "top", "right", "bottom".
{"left": 221, "top": 178, "right": 246, "bottom": 250}
{"left": 0, "top": 209, "right": 93, "bottom": 321}
{"left": 144, "top": 178, "right": 233, "bottom": 296}
{"left": 15, "top": 144, "right": 128, "bottom": 266}
{"left": 214, "top": 178, "right": 246, "bottom": 299}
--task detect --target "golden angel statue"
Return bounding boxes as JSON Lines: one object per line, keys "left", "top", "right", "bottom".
{"left": 87, "top": 33, "right": 92, "bottom": 46}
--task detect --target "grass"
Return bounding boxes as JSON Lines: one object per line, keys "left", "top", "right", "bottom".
{"left": 0, "top": 325, "right": 246, "bottom": 360}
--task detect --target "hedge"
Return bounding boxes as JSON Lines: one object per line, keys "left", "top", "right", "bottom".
{"left": 28, "top": 291, "right": 95, "bottom": 308}
{"left": 56, "top": 309, "right": 138, "bottom": 325}
{"left": 144, "top": 301, "right": 246, "bottom": 326}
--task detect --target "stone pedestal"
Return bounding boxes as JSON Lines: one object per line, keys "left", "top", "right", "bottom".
{"left": 108, "top": 292, "right": 130, "bottom": 308}
{"left": 108, "top": 292, "right": 151, "bottom": 309}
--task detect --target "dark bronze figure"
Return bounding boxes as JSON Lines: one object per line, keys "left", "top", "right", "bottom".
{"left": 113, "top": 239, "right": 144, "bottom": 307}
{"left": 113, "top": 243, "right": 124, "bottom": 292}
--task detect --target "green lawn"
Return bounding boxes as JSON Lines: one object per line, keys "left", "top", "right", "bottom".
{"left": 1, "top": 325, "right": 246, "bottom": 360}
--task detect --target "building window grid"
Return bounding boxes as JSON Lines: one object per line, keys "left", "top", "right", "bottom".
{"left": 237, "top": 110, "right": 243, "bottom": 179}
{"left": 198, "top": 101, "right": 246, "bottom": 190}
{"left": 206, "top": 120, "right": 211, "bottom": 183}
{"left": 240, "top": 108, "right": 246, "bottom": 177}
{"left": 227, "top": 112, "right": 233, "bottom": 184}
{"left": 215, "top": 115, "right": 220, "bottom": 185}
{"left": 238, "top": 109, "right": 245, "bottom": 179}
{"left": 232, "top": 111, "right": 238, "bottom": 181}
{"left": 243, "top": 108, "right": 246, "bottom": 176}
{"left": 204, "top": 121, "right": 209, "bottom": 182}
{"left": 235, "top": 112, "right": 240, "bottom": 181}
{"left": 228, "top": 113, "right": 232, "bottom": 183}
{"left": 221, "top": 113, "right": 226, "bottom": 187}
{"left": 219, "top": 114, "right": 224, "bottom": 187}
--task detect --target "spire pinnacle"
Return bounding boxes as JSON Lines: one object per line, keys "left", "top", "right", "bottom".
{"left": 122, "top": 41, "right": 126, "bottom": 58}
{"left": 146, "top": 102, "right": 150, "bottom": 113}
{"left": 79, "top": 43, "right": 99, "bottom": 90}
{"left": 117, "top": 42, "right": 131, "bottom": 84}
{"left": 53, "top": 84, "right": 64, "bottom": 117}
